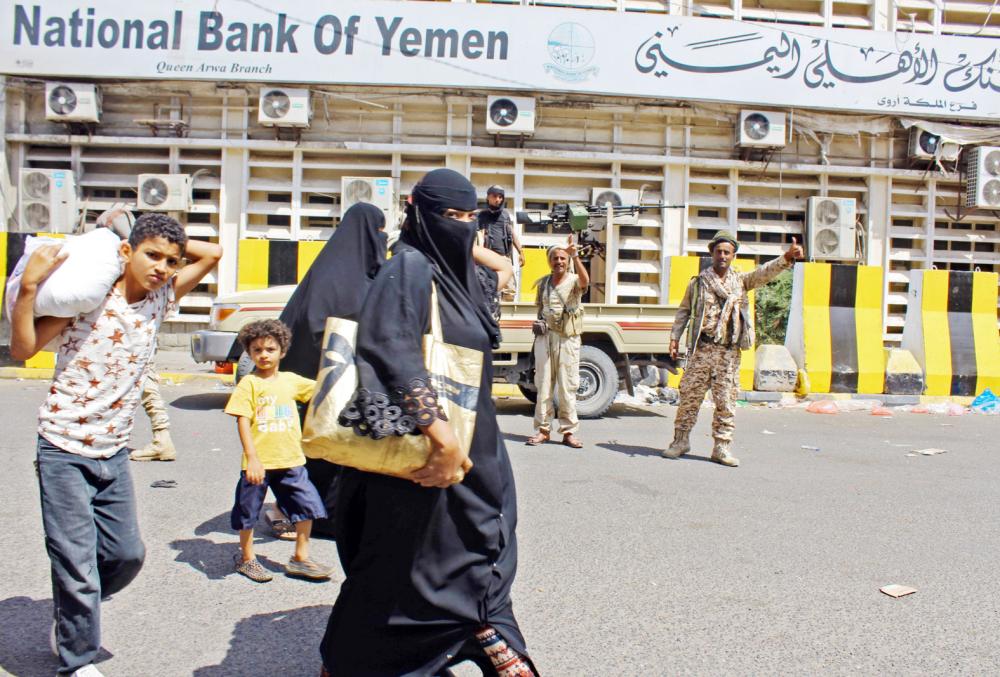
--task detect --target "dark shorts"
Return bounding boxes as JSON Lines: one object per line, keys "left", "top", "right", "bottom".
{"left": 230, "top": 465, "right": 328, "bottom": 532}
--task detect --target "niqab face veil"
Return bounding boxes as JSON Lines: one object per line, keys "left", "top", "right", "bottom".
{"left": 401, "top": 168, "right": 501, "bottom": 347}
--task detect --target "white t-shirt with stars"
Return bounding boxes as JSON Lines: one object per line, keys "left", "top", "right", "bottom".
{"left": 38, "top": 281, "right": 177, "bottom": 458}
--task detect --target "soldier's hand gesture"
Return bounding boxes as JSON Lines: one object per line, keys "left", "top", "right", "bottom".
{"left": 784, "top": 235, "right": 804, "bottom": 263}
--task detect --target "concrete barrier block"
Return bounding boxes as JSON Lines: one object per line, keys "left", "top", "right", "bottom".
{"left": 884, "top": 348, "right": 924, "bottom": 395}
{"left": 754, "top": 344, "right": 798, "bottom": 392}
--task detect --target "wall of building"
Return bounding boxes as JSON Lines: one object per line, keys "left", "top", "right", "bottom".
{"left": 2, "top": 0, "right": 998, "bottom": 346}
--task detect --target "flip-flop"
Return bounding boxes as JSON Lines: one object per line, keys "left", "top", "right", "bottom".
{"left": 525, "top": 433, "right": 549, "bottom": 446}
{"left": 562, "top": 435, "right": 584, "bottom": 449}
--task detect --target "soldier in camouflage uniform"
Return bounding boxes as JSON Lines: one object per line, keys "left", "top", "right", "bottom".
{"left": 663, "top": 230, "right": 802, "bottom": 467}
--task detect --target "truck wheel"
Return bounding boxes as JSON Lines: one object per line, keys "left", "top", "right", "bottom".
{"left": 517, "top": 384, "right": 538, "bottom": 403}
{"left": 235, "top": 352, "right": 254, "bottom": 383}
{"left": 576, "top": 345, "right": 617, "bottom": 419}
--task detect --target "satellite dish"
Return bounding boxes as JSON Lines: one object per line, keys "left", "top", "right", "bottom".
{"left": 743, "top": 113, "right": 771, "bottom": 141}
{"left": 25, "top": 203, "right": 51, "bottom": 229}
{"left": 261, "top": 90, "right": 291, "bottom": 119}
{"left": 918, "top": 131, "right": 940, "bottom": 155}
{"left": 23, "top": 172, "right": 51, "bottom": 200}
{"left": 140, "top": 177, "right": 170, "bottom": 207}
{"left": 48, "top": 86, "right": 78, "bottom": 116}
{"left": 489, "top": 98, "right": 519, "bottom": 127}
{"left": 815, "top": 199, "right": 841, "bottom": 226}
{"left": 593, "top": 190, "right": 622, "bottom": 208}
{"left": 982, "top": 179, "right": 1000, "bottom": 207}
{"left": 343, "top": 179, "right": 373, "bottom": 204}
{"left": 984, "top": 150, "right": 1000, "bottom": 176}
{"left": 814, "top": 228, "right": 840, "bottom": 255}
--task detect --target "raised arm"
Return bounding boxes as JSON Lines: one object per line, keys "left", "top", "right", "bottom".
{"left": 473, "top": 244, "right": 514, "bottom": 290}
{"left": 174, "top": 239, "right": 224, "bottom": 301}
{"left": 9, "top": 245, "right": 73, "bottom": 361}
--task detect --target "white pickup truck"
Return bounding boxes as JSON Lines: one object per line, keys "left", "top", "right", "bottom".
{"left": 192, "top": 286, "right": 680, "bottom": 419}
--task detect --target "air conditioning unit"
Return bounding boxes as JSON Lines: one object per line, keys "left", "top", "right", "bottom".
{"left": 591, "top": 187, "right": 641, "bottom": 226}
{"left": 908, "top": 127, "right": 961, "bottom": 162}
{"left": 486, "top": 96, "right": 536, "bottom": 135}
{"left": 45, "top": 82, "right": 101, "bottom": 123}
{"left": 738, "top": 110, "right": 786, "bottom": 148}
{"left": 965, "top": 146, "right": 1000, "bottom": 210}
{"left": 341, "top": 177, "right": 396, "bottom": 225}
{"left": 16, "top": 168, "right": 77, "bottom": 233}
{"left": 137, "top": 174, "right": 192, "bottom": 211}
{"left": 258, "top": 88, "right": 311, "bottom": 128}
{"left": 807, "top": 197, "right": 857, "bottom": 261}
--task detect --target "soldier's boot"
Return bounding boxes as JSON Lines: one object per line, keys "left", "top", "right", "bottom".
{"left": 710, "top": 439, "right": 739, "bottom": 467}
{"left": 661, "top": 429, "right": 691, "bottom": 459}
{"left": 130, "top": 429, "right": 177, "bottom": 462}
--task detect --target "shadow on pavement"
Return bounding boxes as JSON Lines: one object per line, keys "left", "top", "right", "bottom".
{"left": 597, "top": 441, "right": 663, "bottom": 457}
{"left": 193, "top": 604, "right": 330, "bottom": 677}
{"left": 169, "top": 537, "right": 285, "bottom": 580}
{"left": 169, "top": 392, "right": 230, "bottom": 411}
{"left": 0, "top": 596, "right": 55, "bottom": 677}
{"left": 194, "top": 511, "right": 236, "bottom": 537}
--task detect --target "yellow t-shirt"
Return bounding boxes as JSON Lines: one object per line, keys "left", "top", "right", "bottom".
{"left": 224, "top": 371, "right": 316, "bottom": 470}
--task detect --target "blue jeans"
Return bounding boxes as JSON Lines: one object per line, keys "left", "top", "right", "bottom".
{"left": 36, "top": 436, "right": 145, "bottom": 674}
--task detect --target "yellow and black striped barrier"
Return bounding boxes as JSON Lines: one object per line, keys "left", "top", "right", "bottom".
{"left": 785, "top": 263, "right": 885, "bottom": 394}
{"left": 2, "top": 232, "right": 64, "bottom": 369}
{"left": 236, "top": 239, "right": 326, "bottom": 291}
{"left": 902, "top": 269, "right": 1000, "bottom": 397}
{"left": 666, "top": 255, "right": 757, "bottom": 391}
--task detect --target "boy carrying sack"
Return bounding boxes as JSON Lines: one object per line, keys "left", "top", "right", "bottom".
{"left": 12, "top": 213, "right": 222, "bottom": 677}
{"left": 224, "top": 319, "right": 334, "bottom": 583}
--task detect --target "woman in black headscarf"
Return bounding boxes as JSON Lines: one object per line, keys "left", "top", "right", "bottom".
{"left": 279, "top": 202, "right": 386, "bottom": 537}
{"left": 320, "top": 169, "right": 536, "bottom": 676}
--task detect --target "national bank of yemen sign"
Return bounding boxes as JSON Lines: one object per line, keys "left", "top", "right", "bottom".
{"left": 1, "top": 0, "right": 997, "bottom": 121}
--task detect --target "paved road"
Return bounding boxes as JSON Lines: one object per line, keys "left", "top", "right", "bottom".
{"left": 2, "top": 380, "right": 998, "bottom": 676}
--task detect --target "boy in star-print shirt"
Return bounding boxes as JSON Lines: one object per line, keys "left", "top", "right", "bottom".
{"left": 10, "top": 213, "right": 222, "bottom": 677}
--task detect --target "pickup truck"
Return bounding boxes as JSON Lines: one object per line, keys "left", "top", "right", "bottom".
{"left": 192, "top": 286, "right": 680, "bottom": 419}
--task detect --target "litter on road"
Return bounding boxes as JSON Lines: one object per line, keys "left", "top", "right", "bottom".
{"left": 880, "top": 584, "right": 917, "bottom": 598}
{"left": 911, "top": 448, "right": 948, "bottom": 456}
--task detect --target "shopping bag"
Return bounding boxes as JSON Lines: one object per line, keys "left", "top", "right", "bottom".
{"left": 302, "top": 286, "right": 482, "bottom": 479}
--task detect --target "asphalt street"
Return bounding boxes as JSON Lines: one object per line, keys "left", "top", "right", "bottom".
{"left": 2, "top": 379, "right": 999, "bottom": 676}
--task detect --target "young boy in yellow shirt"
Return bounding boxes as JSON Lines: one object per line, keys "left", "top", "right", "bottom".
{"left": 224, "top": 319, "right": 333, "bottom": 582}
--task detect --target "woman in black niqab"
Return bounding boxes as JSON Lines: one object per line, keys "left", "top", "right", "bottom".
{"left": 320, "top": 169, "right": 536, "bottom": 676}
{"left": 280, "top": 202, "right": 387, "bottom": 378}
{"left": 278, "top": 202, "right": 386, "bottom": 537}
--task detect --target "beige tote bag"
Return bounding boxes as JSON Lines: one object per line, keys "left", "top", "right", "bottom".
{"left": 301, "top": 286, "right": 482, "bottom": 479}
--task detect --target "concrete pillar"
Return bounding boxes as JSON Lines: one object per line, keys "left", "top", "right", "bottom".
{"left": 217, "top": 148, "right": 244, "bottom": 296}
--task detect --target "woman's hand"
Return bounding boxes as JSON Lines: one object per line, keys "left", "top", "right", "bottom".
{"left": 409, "top": 418, "right": 472, "bottom": 488}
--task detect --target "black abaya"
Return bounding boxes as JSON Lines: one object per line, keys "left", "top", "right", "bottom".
{"left": 278, "top": 203, "right": 385, "bottom": 537}
{"left": 320, "top": 170, "right": 530, "bottom": 675}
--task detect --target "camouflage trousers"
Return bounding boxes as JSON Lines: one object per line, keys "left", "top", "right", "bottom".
{"left": 673, "top": 342, "right": 740, "bottom": 442}
{"left": 141, "top": 365, "right": 170, "bottom": 432}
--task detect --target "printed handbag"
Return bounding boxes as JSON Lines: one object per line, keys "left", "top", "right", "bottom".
{"left": 301, "top": 285, "right": 483, "bottom": 479}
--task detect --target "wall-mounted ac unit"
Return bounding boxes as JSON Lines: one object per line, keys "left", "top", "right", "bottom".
{"left": 45, "top": 82, "right": 101, "bottom": 123}
{"left": 738, "top": 110, "right": 786, "bottom": 148}
{"left": 258, "top": 88, "right": 311, "bottom": 128}
{"left": 965, "top": 146, "right": 1000, "bottom": 210}
{"left": 486, "top": 96, "right": 536, "bottom": 135}
{"left": 137, "top": 174, "right": 192, "bottom": 211}
{"left": 807, "top": 196, "right": 856, "bottom": 261}
{"left": 591, "top": 187, "right": 641, "bottom": 226}
{"left": 908, "top": 127, "right": 961, "bottom": 162}
{"left": 341, "top": 177, "right": 396, "bottom": 225}
{"left": 17, "top": 168, "right": 77, "bottom": 233}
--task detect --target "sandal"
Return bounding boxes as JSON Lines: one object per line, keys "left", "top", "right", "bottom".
{"left": 525, "top": 432, "right": 549, "bottom": 446}
{"left": 562, "top": 434, "right": 584, "bottom": 449}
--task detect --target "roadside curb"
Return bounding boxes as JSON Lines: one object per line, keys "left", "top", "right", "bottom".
{"left": 0, "top": 367, "right": 234, "bottom": 385}
{"left": 0, "top": 369, "right": 974, "bottom": 406}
